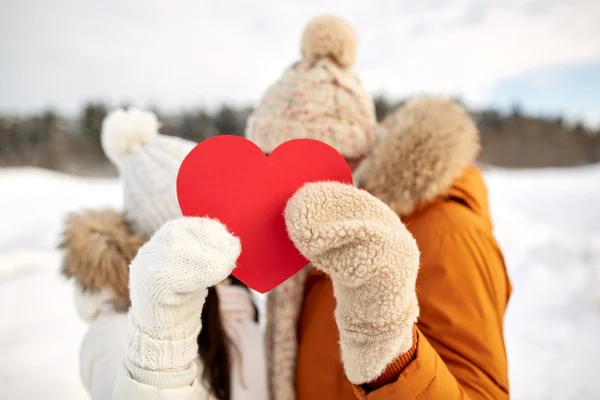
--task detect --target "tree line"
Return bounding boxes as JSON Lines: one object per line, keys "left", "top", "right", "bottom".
{"left": 0, "top": 97, "right": 598, "bottom": 177}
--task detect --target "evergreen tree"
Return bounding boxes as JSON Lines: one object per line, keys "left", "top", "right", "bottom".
{"left": 80, "top": 103, "right": 108, "bottom": 160}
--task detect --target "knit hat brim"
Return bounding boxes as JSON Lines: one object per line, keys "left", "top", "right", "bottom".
{"left": 246, "top": 115, "right": 377, "bottom": 159}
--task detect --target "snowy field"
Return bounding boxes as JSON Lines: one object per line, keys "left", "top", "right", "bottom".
{"left": 1, "top": 165, "right": 599, "bottom": 399}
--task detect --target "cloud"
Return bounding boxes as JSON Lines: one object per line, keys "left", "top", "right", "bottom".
{"left": 359, "top": 0, "right": 600, "bottom": 102}
{"left": 0, "top": 0, "right": 599, "bottom": 126}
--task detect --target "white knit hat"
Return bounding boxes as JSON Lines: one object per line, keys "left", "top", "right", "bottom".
{"left": 101, "top": 108, "right": 196, "bottom": 235}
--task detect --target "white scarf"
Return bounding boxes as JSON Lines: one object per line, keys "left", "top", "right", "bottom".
{"left": 216, "top": 283, "right": 268, "bottom": 400}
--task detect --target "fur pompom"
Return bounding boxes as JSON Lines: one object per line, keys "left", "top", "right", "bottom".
{"left": 358, "top": 96, "right": 481, "bottom": 216}
{"left": 60, "top": 209, "right": 148, "bottom": 312}
{"left": 301, "top": 15, "right": 358, "bottom": 68}
{"left": 101, "top": 107, "right": 161, "bottom": 166}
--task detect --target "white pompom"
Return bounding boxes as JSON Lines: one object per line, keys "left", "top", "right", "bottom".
{"left": 101, "top": 107, "right": 161, "bottom": 166}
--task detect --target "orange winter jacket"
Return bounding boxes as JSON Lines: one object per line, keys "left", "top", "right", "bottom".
{"left": 296, "top": 166, "right": 512, "bottom": 399}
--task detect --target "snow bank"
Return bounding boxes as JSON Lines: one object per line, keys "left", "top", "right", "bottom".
{"left": 485, "top": 165, "right": 600, "bottom": 399}
{"left": 0, "top": 168, "right": 121, "bottom": 255}
{"left": 0, "top": 165, "right": 599, "bottom": 399}
{"left": 0, "top": 168, "right": 121, "bottom": 400}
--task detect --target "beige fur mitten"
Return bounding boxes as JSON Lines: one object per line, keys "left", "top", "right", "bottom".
{"left": 125, "top": 217, "right": 241, "bottom": 389}
{"left": 285, "top": 182, "right": 420, "bottom": 384}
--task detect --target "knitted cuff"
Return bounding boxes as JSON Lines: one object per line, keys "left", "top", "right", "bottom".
{"left": 124, "top": 357, "right": 199, "bottom": 390}
{"left": 125, "top": 316, "right": 201, "bottom": 389}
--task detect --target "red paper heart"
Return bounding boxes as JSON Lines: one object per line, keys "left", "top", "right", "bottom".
{"left": 176, "top": 135, "right": 353, "bottom": 293}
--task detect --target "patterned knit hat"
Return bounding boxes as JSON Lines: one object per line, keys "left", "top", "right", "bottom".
{"left": 101, "top": 108, "right": 196, "bottom": 235}
{"left": 246, "top": 15, "right": 377, "bottom": 159}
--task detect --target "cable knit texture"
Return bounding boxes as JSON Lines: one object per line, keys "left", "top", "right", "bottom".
{"left": 77, "top": 280, "right": 266, "bottom": 400}
{"left": 246, "top": 15, "right": 377, "bottom": 158}
{"left": 101, "top": 107, "right": 197, "bottom": 236}
{"left": 265, "top": 266, "right": 310, "bottom": 400}
{"left": 284, "top": 181, "right": 420, "bottom": 384}
{"left": 126, "top": 217, "right": 241, "bottom": 389}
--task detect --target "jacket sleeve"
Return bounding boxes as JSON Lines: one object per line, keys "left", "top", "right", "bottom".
{"left": 79, "top": 306, "right": 210, "bottom": 400}
{"left": 353, "top": 229, "right": 511, "bottom": 399}
{"left": 79, "top": 307, "right": 129, "bottom": 400}
{"left": 112, "top": 361, "right": 208, "bottom": 400}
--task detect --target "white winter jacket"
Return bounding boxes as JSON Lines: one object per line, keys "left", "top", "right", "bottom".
{"left": 78, "top": 284, "right": 267, "bottom": 400}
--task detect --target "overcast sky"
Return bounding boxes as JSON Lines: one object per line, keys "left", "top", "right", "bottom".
{"left": 1, "top": 0, "right": 599, "bottom": 127}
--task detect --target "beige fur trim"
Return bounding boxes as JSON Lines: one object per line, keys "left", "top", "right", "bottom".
{"left": 301, "top": 15, "right": 357, "bottom": 68}
{"left": 358, "top": 96, "right": 480, "bottom": 216}
{"left": 60, "top": 209, "right": 147, "bottom": 311}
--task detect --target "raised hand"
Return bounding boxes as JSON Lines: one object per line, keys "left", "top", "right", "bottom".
{"left": 285, "top": 182, "right": 420, "bottom": 384}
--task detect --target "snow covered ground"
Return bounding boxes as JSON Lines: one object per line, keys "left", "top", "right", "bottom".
{"left": 0, "top": 168, "right": 121, "bottom": 400}
{"left": 486, "top": 165, "right": 600, "bottom": 399}
{"left": 0, "top": 165, "right": 599, "bottom": 399}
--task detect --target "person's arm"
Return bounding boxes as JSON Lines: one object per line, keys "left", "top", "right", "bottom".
{"left": 285, "top": 182, "right": 419, "bottom": 386}
{"left": 79, "top": 307, "right": 129, "bottom": 400}
{"left": 285, "top": 183, "right": 510, "bottom": 399}
{"left": 354, "top": 230, "right": 511, "bottom": 399}
{"left": 110, "top": 217, "right": 242, "bottom": 400}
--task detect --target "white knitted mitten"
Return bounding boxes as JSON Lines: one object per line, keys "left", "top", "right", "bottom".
{"left": 285, "top": 182, "right": 420, "bottom": 385}
{"left": 125, "top": 217, "right": 241, "bottom": 389}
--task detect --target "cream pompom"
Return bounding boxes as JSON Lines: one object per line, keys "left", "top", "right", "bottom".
{"left": 300, "top": 15, "right": 358, "bottom": 68}
{"left": 101, "top": 107, "right": 161, "bottom": 166}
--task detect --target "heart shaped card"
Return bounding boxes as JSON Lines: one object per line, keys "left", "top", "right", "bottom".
{"left": 176, "top": 135, "right": 353, "bottom": 293}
